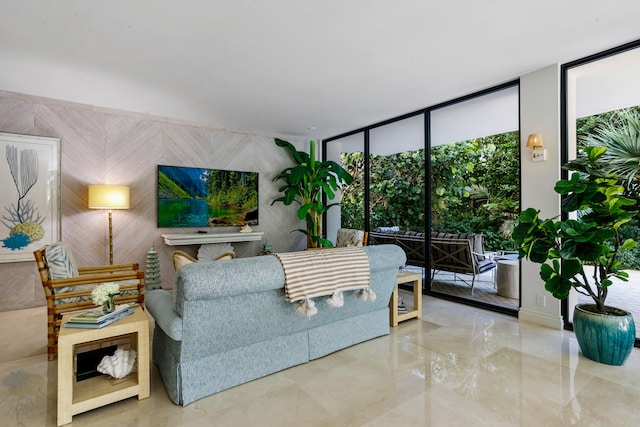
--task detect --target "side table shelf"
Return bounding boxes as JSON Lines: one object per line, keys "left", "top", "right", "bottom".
{"left": 57, "top": 307, "right": 150, "bottom": 426}
{"left": 389, "top": 270, "right": 423, "bottom": 327}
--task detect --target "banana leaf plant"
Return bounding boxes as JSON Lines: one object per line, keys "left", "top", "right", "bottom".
{"left": 513, "top": 147, "right": 638, "bottom": 314}
{"left": 272, "top": 138, "right": 354, "bottom": 248}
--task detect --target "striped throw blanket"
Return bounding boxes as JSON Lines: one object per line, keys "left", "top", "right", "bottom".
{"left": 274, "top": 247, "right": 374, "bottom": 317}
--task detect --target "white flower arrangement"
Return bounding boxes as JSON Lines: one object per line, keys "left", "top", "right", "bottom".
{"left": 91, "top": 283, "right": 120, "bottom": 305}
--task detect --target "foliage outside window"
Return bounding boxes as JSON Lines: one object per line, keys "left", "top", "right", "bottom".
{"left": 340, "top": 150, "right": 425, "bottom": 232}
{"left": 339, "top": 131, "right": 520, "bottom": 252}
{"left": 431, "top": 131, "right": 520, "bottom": 251}
{"left": 575, "top": 106, "right": 640, "bottom": 269}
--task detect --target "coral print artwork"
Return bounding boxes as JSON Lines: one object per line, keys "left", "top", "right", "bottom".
{"left": 0, "top": 133, "right": 59, "bottom": 263}
{"left": 2, "top": 145, "right": 44, "bottom": 249}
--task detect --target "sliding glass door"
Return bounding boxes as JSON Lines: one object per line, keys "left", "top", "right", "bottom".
{"left": 427, "top": 83, "right": 520, "bottom": 313}
{"left": 563, "top": 43, "right": 640, "bottom": 341}
{"left": 324, "top": 81, "right": 520, "bottom": 316}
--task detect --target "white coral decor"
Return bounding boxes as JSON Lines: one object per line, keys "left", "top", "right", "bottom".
{"left": 91, "top": 283, "right": 120, "bottom": 305}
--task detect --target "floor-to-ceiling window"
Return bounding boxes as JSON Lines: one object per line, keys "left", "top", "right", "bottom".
{"left": 324, "top": 81, "right": 520, "bottom": 316}
{"left": 427, "top": 82, "right": 520, "bottom": 313}
{"left": 368, "top": 114, "right": 425, "bottom": 232}
{"left": 562, "top": 41, "right": 640, "bottom": 342}
{"left": 324, "top": 114, "right": 426, "bottom": 244}
{"left": 325, "top": 132, "right": 365, "bottom": 245}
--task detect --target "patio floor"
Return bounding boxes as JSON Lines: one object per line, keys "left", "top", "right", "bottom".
{"left": 406, "top": 264, "right": 640, "bottom": 339}
{"left": 401, "top": 266, "right": 518, "bottom": 311}
{"left": 577, "top": 266, "right": 640, "bottom": 334}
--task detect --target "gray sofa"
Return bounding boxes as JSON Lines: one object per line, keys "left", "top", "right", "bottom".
{"left": 145, "top": 244, "right": 406, "bottom": 406}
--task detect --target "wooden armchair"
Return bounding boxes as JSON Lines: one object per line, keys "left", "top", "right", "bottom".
{"left": 34, "top": 242, "right": 145, "bottom": 360}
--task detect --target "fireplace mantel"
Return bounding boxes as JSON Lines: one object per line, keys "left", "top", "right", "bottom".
{"left": 161, "top": 232, "right": 264, "bottom": 246}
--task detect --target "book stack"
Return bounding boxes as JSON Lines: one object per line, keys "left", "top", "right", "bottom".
{"left": 64, "top": 304, "right": 136, "bottom": 329}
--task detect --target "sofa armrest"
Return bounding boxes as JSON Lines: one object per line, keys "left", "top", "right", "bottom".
{"left": 145, "top": 290, "right": 183, "bottom": 341}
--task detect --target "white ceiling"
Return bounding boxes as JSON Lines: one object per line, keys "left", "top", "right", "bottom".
{"left": 1, "top": 1, "right": 640, "bottom": 141}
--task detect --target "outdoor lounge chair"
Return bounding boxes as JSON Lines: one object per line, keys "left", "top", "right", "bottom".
{"left": 430, "top": 237, "right": 496, "bottom": 294}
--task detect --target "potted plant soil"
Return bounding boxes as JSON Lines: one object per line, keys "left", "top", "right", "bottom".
{"left": 513, "top": 146, "right": 637, "bottom": 365}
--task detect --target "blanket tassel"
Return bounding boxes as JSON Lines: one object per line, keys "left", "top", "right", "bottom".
{"left": 326, "top": 291, "right": 344, "bottom": 308}
{"left": 357, "top": 287, "right": 377, "bottom": 302}
{"left": 297, "top": 298, "right": 318, "bottom": 318}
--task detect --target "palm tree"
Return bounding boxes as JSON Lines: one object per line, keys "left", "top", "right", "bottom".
{"left": 569, "top": 107, "right": 640, "bottom": 269}
{"left": 573, "top": 108, "right": 640, "bottom": 200}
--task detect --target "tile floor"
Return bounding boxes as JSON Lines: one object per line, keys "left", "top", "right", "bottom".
{"left": 1, "top": 291, "right": 640, "bottom": 426}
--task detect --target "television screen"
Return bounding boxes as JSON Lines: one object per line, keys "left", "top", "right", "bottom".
{"left": 157, "top": 165, "right": 258, "bottom": 227}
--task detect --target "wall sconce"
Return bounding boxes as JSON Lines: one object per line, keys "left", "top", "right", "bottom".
{"left": 88, "top": 184, "right": 130, "bottom": 265}
{"left": 526, "top": 133, "right": 546, "bottom": 162}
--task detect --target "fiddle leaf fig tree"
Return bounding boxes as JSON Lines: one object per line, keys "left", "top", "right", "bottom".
{"left": 513, "top": 147, "right": 638, "bottom": 314}
{"left": 272, "top": 138, "right": 354, "bottom": 248}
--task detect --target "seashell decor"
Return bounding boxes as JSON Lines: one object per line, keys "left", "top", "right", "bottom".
{"left": 97, "top": 348, "right": 137, "bottom": 379}
{"left": 197, "top": 243, "right": 235, "bottom": 261}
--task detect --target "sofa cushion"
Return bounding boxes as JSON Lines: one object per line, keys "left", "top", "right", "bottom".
{"left": 375, "top": 226, "right": 400, "bottom": 233}
{"left": 173, "top": 250, "right": 197, "bottom": 271}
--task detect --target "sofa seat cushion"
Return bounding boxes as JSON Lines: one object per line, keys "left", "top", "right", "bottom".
{"left": 477, "top": 259, "right": 496, "bottom": 273}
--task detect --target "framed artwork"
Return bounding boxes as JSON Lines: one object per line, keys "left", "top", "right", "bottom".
{"left": 0, "top": 132, "right": 60, "bottom": 263}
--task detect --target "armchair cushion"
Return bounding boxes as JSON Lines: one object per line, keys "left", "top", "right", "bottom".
{"left": 44, "top": 242, "right": 79, "bottom": 279}
{"left": 45, "top": 242, "right": 92, "bottom": 304}
{"left": 335, "top": 228, "right": 366, "bottom": 247}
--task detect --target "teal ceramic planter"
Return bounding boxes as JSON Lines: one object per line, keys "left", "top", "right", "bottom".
{"left": 573, "top": 304, "right": 636, "bottom": 366}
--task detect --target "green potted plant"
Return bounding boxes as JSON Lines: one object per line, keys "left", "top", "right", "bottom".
{"left": 272, "top": 138, "right": 354, "bottom": 248}
{"left": 513, "top": 146, "right": 637, "bottom": 365}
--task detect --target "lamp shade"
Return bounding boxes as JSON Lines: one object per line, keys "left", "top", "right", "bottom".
{"left": 526, "top": 133, "right": 543, "bottom": 149}
{"left": 88, "top": 185, "right": 130, "bottom": 209}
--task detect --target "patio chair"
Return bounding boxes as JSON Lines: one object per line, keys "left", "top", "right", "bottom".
{"left": 34, "top": 242, "right": 145, "bottom": 360}
{"left": 368, "top": 230, "right": 426, "bottom": 266}
{"left": 430, "top": 237, "right": 496, "bottom": 294}
{"left": 335, "top": 228, "right": 368, "bottom": 247}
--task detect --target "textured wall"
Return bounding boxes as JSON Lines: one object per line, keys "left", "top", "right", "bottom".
{"left": 0, "top": 90, "right": 305, "bottom": 312}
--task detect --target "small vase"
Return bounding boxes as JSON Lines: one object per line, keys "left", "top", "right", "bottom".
{"left": 102, "top": 294, "right": 118, "bottom": 314}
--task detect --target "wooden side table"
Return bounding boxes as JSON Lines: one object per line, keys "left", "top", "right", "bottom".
{"left": 389, "top": 270, "right": 423, "bottom": 327}
{"left": 57, "top": 306, "right": 150, "bottom": 426}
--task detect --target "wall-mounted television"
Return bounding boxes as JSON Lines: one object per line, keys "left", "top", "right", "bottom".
{"left": 157, "top": 165, "right": 258, "bottom": 228}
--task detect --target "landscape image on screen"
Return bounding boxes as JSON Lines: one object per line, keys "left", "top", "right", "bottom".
{"left": 157, "top": 165, "right": 259, "bottom": 227}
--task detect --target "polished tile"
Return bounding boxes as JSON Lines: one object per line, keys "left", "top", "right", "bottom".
{"left": 1, "top": 292, "right": 640, "bottom": 426}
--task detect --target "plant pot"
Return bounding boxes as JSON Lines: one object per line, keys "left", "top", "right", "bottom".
{"left": 573, "top": 304, "right": 636, "bottom": 366}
